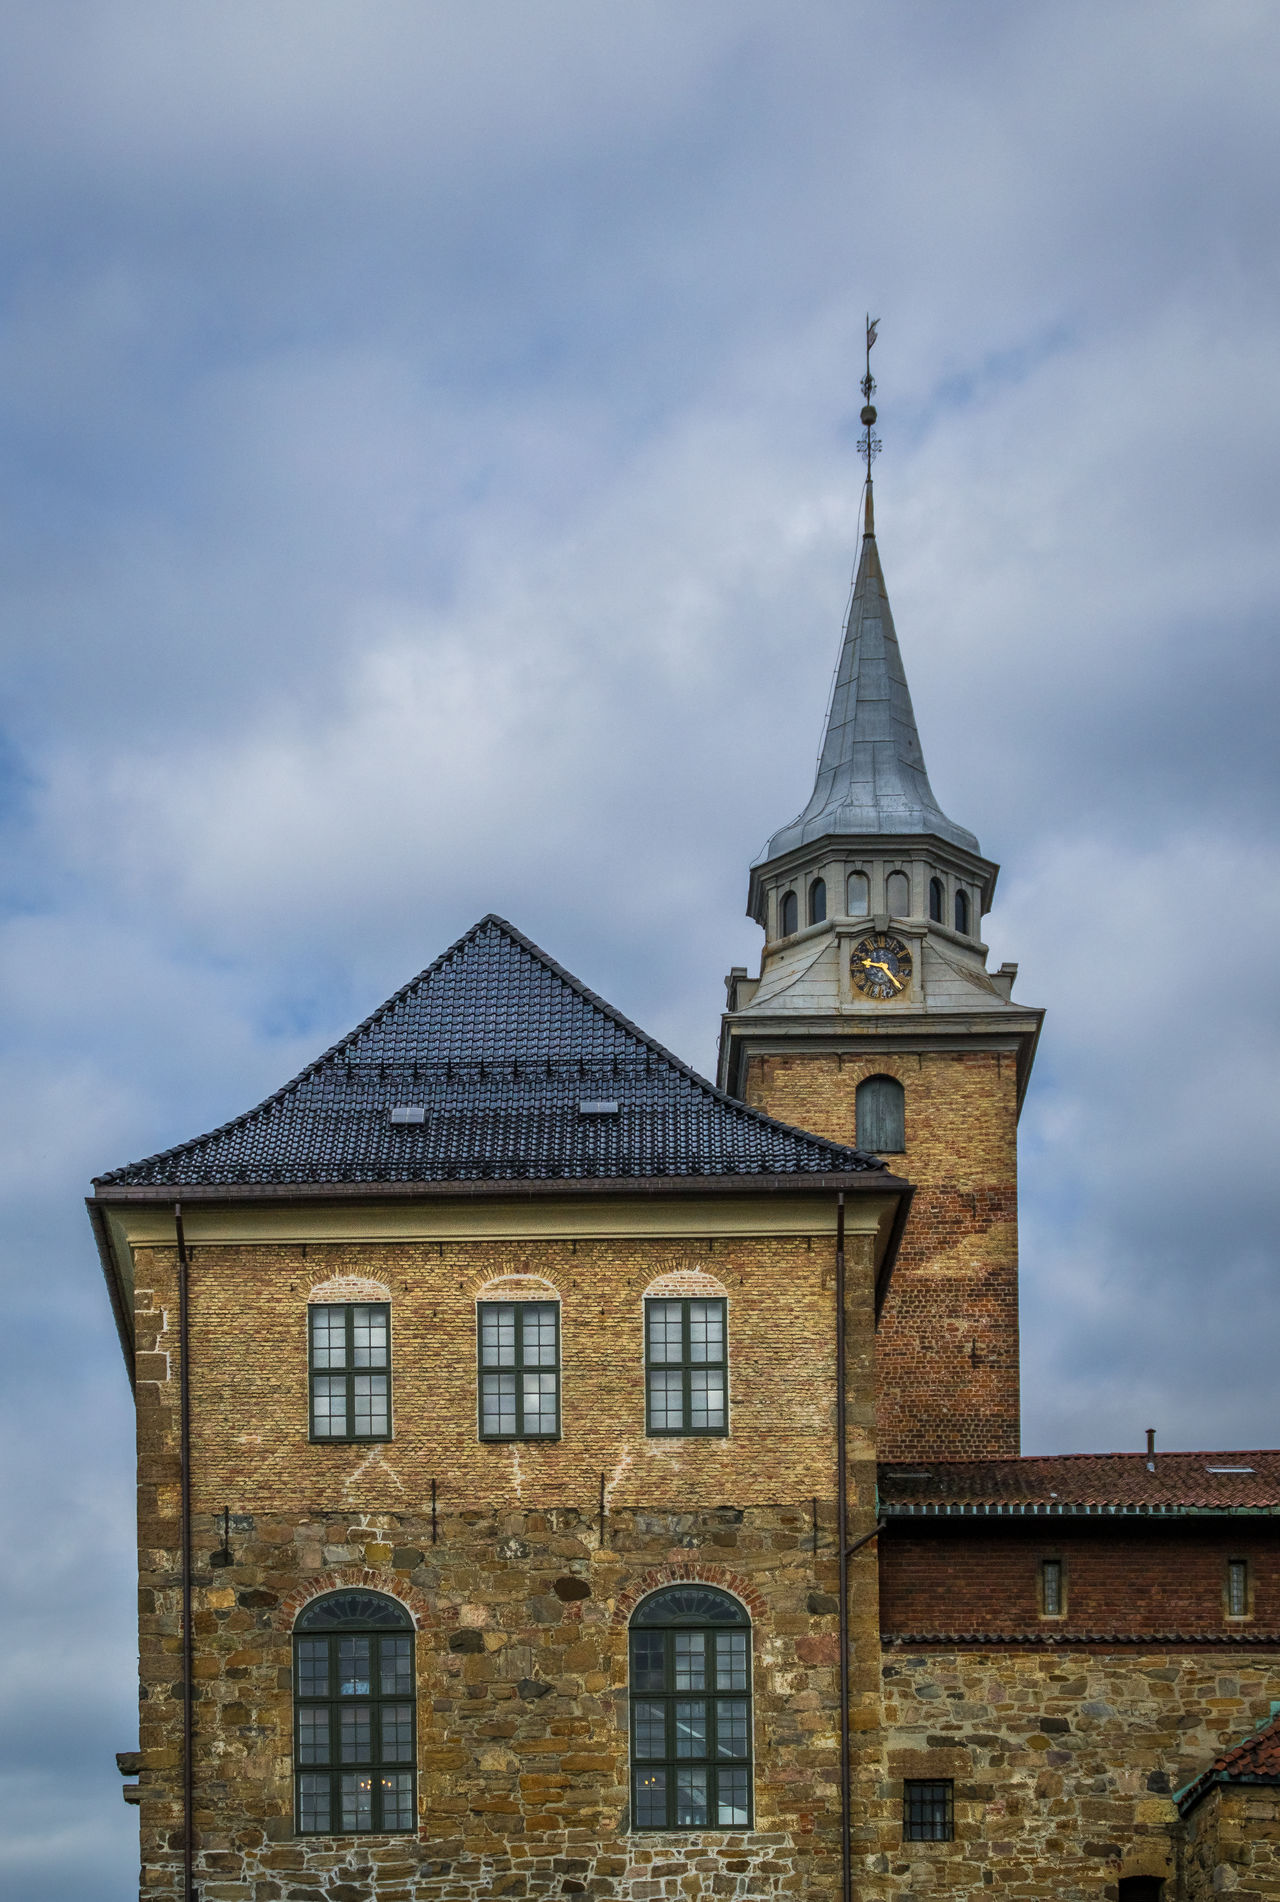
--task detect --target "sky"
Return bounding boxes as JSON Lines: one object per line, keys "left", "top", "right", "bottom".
{"left": 1, "top": 1, "right": 1279, "bottom": 1893}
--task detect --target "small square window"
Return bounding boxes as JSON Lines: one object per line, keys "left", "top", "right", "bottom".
{"left": 904, "top": 1779, "right": 953, "bottom": 1842}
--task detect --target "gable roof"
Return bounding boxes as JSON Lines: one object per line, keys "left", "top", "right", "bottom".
{"left": 94, "top": 915, "right": 891, "bottom": 1191}
{"left": 878, "top": 1452, "right": 1280, "bottom": 1517}
{"left": 1179, "top": 1716, "right": 1280, "bottom": 1815}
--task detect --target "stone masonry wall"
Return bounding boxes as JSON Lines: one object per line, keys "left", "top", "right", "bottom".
{"left": 878, "top": 1645, "right": 1280, "bottom": 1900}
{"left": 1184, "top": 1785, "right": 1280, "bottom": 1899}
{"left": 130, "top": 1225, "right": 883, "bottom": 1901}
{"left": 742, "top": 1047, "right": 1020, "bottom": 1461}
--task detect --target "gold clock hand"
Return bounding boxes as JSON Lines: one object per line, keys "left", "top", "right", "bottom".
{"left": 867, "top": 959, "right": 903, "bottom": 990}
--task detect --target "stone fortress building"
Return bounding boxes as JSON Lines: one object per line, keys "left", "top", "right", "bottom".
{"left": 89, "top": 434, "right": 1280, "bottom": 1900}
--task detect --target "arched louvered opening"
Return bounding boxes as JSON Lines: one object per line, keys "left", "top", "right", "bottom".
{"left": 856, "top": 1074, "right": 905, "bottom": 1154}
{"left": 886, "top": 870, "right": 911, "bottom": 918}
{"left": 929, "top": 877, "right": 944, "bottom": 923}
{"left": 954, "top": 888, "right": 970, "bottom": 935}
{"left": 779, "top": 891, "right": 798, "bottom": 937}
{"left": 847, "top": 870, "right": 869, "bottom": 917}
{"left": 807, "top": 878, "right": 826, "bottom": 926}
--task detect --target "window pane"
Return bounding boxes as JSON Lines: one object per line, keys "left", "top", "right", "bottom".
{"left": 296, "top": 1638, "right": 329, "bottom": 1697}
{"left": 688, "top": 1302, "right": 723, "bottom": 1364}
{"left": 716, "top": 1631, "right": 748, "bottom": 1691}
{"left": 675, "top": 1701, "right": 707, "bottom": 1759}
{"left": 1229, "top": 1561, "right": 1249, "bottom": 1616}
{"left": 521, "top": 1304, "right": 558, "bottom": 1367}
{"left": 1042, "top": 1560, "right": 1062, "bottom": 1617}
{"left": 634, "top": 1768, "right": 667, "bottom": 1828}
{"left": 674, "top": 1632, "right": 706, "bottom": 1692}
{"left": 689, "top": 1368, "right": 725, "bottom": 1430}
{"left": 481, "top": 1372, "right": 517, "bottom": 1437}
{"left": 522, "top": 1371, "right": 558, "bottom": 1436}
{"left": 311, "top": 1307, "right": 347, "bottom": 1369}
{"left": 649, "top": 1370, "right": 684, "bottom": 1431}
{"left": 887, "top": 870, "right": 910, "bottom": 916}
{"left": 311, "top": 1375, "right": 348, "bottom": 1438}
{"left": 297, "top": 1707, "right": 330, "bottom": 1765}
{"left": 352, "top": 1372, "right": 390, "bottom": 1437}
{"left": 351, "top": 1306, "right": 388, "bottom": 1369}
{"left": 340, "top": 1705, "right": 371, "bottom": 1764}
{"left": 716, "top": 1699, "right": 749, "bottom": 1758}
{"left": 298, "top": 1773, "right": 330, "bottom": 1832}
{"left": 717, "top": 1766, "right": 749, "bottom": 1826}
{"left": 905, "top": 1780, "right": 953, "bottom": 1841}
{"left": 340, "top": 1772, "right": 374, "bottom": 1831}
{"left": 480, "top": 1305, "right": 516, "bottom": 1368}
{"left": 380, "top": 1635, "right": 413, "bottom": 1697}
{"left": 676, "top": 1767, "right": 709, "bottom": 1826}
{"left": 633, "top": 1699, "right": 666, "bottom": 1759}
{"left": 380, "top": 1704, "right": 414, "bottom": 1763}
{"left": 339, "top": 1637, "right": 372, "bottom": 1697}
{"left": 648, "top": 1302, "right": 683, "bottom": 1364}
{"left": 380, "top": 1773, "right": 414, "bottom": 1831}
{"left": 631, "top": 1631, "right": 666, "bottom": 1692}
{"left": 847, "top": 871, "right": 869, "bottom": 917}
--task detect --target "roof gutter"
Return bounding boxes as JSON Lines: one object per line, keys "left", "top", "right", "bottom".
{"left": 879, "top": 1501, "right": 1280, "bottom": 1519}
{"left": 89, "top": 1169, "right": 906, "bottom": 1205}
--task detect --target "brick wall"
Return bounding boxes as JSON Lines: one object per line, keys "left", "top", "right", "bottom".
{"left": 742, "top": 1048, "right": 1020, "bottom": 1460}
{"left": 880, "top": 1521, "right": 1280, "bottom": 1638}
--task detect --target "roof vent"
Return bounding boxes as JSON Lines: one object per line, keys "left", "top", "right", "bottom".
{"left": 578, "top": 1099, "right": 619, "bottom": 1117}
{"left": 389, "top": 1106, "right": 426, "bottom": 1125}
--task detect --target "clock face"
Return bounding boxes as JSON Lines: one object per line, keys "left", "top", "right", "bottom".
{"left": 850, "top": 932, "right": 913, "bottom": 1001}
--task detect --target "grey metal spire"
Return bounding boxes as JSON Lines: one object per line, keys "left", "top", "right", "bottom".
{"left": 756, "top": 482, "right": 979, "bottom": 863}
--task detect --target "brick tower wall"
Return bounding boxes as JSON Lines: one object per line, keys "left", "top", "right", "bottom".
{"left": 741, "top": 1047, "right": 1021, "bottom": 1460}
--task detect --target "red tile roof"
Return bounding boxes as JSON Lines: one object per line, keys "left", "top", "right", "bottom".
{"left": 1179, "top": 1715, "right": 1280, "bottom": 1814}
{"left": 879, "top": 1452, "right": 1280, "bottom": 1515}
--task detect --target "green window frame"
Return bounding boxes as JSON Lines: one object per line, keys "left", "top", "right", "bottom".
{"left": 645, "top": 1298, "right": 727, "bottom": 1436}
{"left": 308, "top": 1303, "right": 392, "bottom": 1442}
{"left": 293, "top": 1590, "right": 416, "bottom": 1835}
{"left": 629, "top": 1586, "right": 752, "bottom": 1830}
{"left": 478, "top": 1301, "right": 560, "bottom": 1441}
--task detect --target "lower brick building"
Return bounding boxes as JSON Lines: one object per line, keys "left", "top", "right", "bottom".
{"left": 89, "top": 467, "right": 1280, "bottom": 1898}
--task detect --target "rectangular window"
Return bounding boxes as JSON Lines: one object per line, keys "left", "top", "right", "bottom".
{"left": 646, "top": 1299, "right": 727, "bottom": 1436}
{"left": 309, "top": 1305, "right": 391, "bottom": 1442}
{"left": 904, "top": 1779, "right": 953, "bottom": 1842}
{"left": 1227, "top": 1558, "right": 1250, "bottom": 1618}
{"left": 478, "top": 1302, "right": 560, "bottom": 1441}
{"left": 1041, "top": 1558, "right": 1064, "bottom": 1618}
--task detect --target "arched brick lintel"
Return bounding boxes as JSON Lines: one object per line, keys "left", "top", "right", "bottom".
{"left": 612, "top": 1562, "right": 767, "bottom": 1628}
{"left": 277, "top": 1568, "right": 433, "bottom": 1632}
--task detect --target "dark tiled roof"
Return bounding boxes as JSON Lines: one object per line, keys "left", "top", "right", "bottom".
{"left": 879, "top": 1453, "right": 1280, "bottom": 1516}
{"left": 1179, "top": 1716, "right": 1280, "bottom": 1814}
{"left": 95, "top": 915, "right": 890, "bottom": 1190}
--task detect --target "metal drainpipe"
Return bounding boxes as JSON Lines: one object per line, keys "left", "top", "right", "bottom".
{"left": 174, "top": 1203, "right": 197, "bottom": 1902}
{"left": 834, "top": 1191, "right": 852, "bottom": 1902}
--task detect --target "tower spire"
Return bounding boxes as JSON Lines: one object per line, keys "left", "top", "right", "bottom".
{"left": 859, "top": 315, "right": 880, "bottom": 537}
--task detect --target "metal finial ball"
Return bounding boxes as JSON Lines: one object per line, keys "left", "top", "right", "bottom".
{"left": 860, "top": 405, "right": 877, "bottom": 426}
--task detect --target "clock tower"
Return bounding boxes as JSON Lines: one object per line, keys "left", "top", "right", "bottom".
{"left": 717, "top": 472, "right": 1042, "bottom": 1460}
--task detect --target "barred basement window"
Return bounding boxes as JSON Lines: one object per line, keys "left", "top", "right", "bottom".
{"left": 478, "top": 1302, "right": 560, "bottom": 1440}
{"left": 629, "top": 1586, "right": 752, "bottom": 1830}
{"left": 1040, "top": 1558, "right": 1064, "bottom": 1618}
{"left": 309, "top": 1304, "right": 391, "bottom": 1441}
{"left": 855, "top": 1074, "right": 905, "bottom": 1154}
{"left": 294, "top": 1590, "right": 415, "bottom": 1834}
{"left": 646, "top": 1298, "right": 727, "bottom": 1436}
{"left": 903, "top": 1779, "right": 953, "bottom": 1841}
{"left": 1227, "top": 1558, "right": 1250, "bottom": 1618}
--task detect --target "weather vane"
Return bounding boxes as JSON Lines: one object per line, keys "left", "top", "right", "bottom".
{"left": 858, "top": 315, "right": 881, "bottom": 487}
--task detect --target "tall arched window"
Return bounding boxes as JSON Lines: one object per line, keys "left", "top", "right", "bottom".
{"left": 779, "top": 891, "right": 798, "bottom": 937}
{"left": 929, "top": 877, "right": 944, "bottom": 924}
{"left": 294, "top": 1591, "right": 416, "bottom": 1835}
{"left": 886, "top": 870, "right": 911, "bottom": 917}
{"left": 856, "top": 1074, "right": 905, "bottom": 1154}
{"left": 847, "top": 870, "right": 869, "bottom": 917}
{"left": 954, "top": 888, "right": 970, "bottom": 935}
{"left": 630, "top": 1586, "right": 752, "bottom": 1831}
{"left": 807, "top": 878, "right": 827, "bottom": 926}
